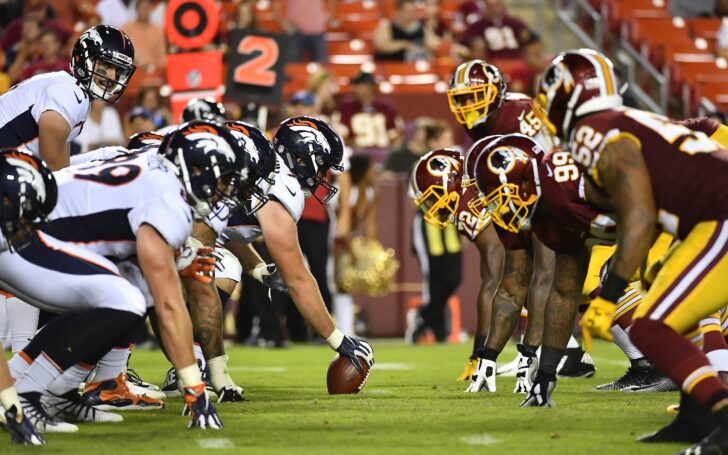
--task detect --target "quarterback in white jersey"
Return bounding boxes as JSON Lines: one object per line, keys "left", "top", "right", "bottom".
{"left": 3, "top": 123, "right": 243, "bottom": 432}
{"left": 0, "top": 25, "right": 135, "bottom": 171}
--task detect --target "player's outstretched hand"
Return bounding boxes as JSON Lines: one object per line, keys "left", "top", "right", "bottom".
{"left": 3, "top": 405, "right": 46, "bottom": 445}
{"left": 183, "top": 384, "right": 223, "bottom": 429}
{"left": 217, "top": 385, "right": 246, "bottom": 403}
{"left": 514, "top": 344, "right": 538, "bottom": 394}
{"left": 336, "top": 336, "right": 375, "bottom": 372}
{"left": 520, "top": 372, "right": 556, "bottom": 408}
{"left": 465, "top": 357, "right": 496, "bottom": 393}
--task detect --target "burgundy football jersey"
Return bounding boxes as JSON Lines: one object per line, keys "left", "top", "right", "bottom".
{"left": 338, "top": 98, "right": 402, "bottom": 149}
{"left": 459, "top": 15, "right": 534, "bottom": 60}
{"left": 568, "top": 107, "right": 728, "bottom": 239}
{"left": 466, "top": 93, "right": 543, "bottom": 143}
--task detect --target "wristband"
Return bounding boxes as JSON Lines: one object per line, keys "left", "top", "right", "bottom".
{"left": 599, "top": 273, "right": 628, "bottom": 303}
{"left": 326, "top": 328, "right": 345, "bottom": 350}
{"left": 252, "top": 263, "right": 270, "bottom": 283}
{"left": 0, "top": 385, "right": 21, "bottom": 413}
{"left": 177, "top": 363, "right": 203, "bottom": 388}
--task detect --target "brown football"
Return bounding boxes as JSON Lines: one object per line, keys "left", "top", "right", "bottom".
{"left": 327, "top": 354, "right": 371, "bottom": 394}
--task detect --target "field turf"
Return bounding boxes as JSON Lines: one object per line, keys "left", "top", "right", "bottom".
{"left": 4, "top": 340, "right": 685, "bottom": 454}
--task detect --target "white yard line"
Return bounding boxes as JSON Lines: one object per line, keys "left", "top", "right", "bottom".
{"left": 197, "top": 438, "right": 235, "bottom": 449}
{"left": 460, "top": 434, "right": 500, "bottom": 446}
{"left": 373, "top": 362, "right": 414, "bottom": 371}
{"left": 227, "top": 366, "right": 287, "bottom": 372}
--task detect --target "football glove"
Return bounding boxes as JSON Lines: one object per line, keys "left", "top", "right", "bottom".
{"left": 520, "top": 372, "right": 556, "bottom": 407}
{"left": 465, "top": 358, "right": 496, "bottom": 393}
{"left": 580, "top": 297, "right": 616, "bottom": 352}
{"left": 514, "top": 344, "right": 538, "bottom": 394}
{"left": 336, "top": 336, "right": 375, "bottom": 372}
{"left": 3, "top": 405, "right": 46, "bottom": 445}
{"left": 457, "top": 357, "right": 478, "bottom": 381}
{"left": 252, "top": 263, "right": 288, "bottom": 294}
{"left": 178, "top": 247, "right": 216, "bottom": 284}
{"left": 182, "top": 384, "right": 223, "bottom": 429}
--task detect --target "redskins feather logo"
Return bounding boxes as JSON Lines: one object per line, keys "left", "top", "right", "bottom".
{"left": 426, "top": 155, "right": 460, "bottom": 177}
{"left": 485, "top": 146, "right": 527, "bottom": 175}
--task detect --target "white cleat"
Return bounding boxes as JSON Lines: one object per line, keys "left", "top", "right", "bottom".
{"left": 19, "top": 392, "right": 79, "bottom": 433}
{"left": 42, "top": 390, "right": 123, "bottom": 423}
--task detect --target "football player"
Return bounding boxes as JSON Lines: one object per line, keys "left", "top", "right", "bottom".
{"left": 213, "top": 116, "right": 376, "bottom": 373}
{"left": 3, "top": 122, "right": 245, "bottom": 432}
{"left": 0, "top": 151, "right": 49, "bottom": 445}
{"left": 447, "top": 59, "right": 570, "bottom": 381}
{"left": 537, "top": 48, "right": 728, "bottom": 452}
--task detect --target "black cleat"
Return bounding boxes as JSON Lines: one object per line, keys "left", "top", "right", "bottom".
{"left": 638, "top": 392, "right": 717, "bottom": 444}
{"left": 677, "top": 427, "right": 728, "bottom": 455}
{"left": 598, "top": 360, "right": 675, "bottom": 392}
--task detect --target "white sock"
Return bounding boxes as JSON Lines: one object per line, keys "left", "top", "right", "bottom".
{"left": 193, "top": 343, "right": 206, "bottom": 372}
{"left": 566, "top": 335, "right": 580, "bottom": 349}
{"left": 8, "top": 351, "right": 33, "bottom": 380}
{"left": 15, "top": 354, "right": 61, "bottom": 394}
{"left": 92, "top": 346, "right": 131, "bottom": 383}
{"left": 610, "top": 325, "right": 644, "bottom": 360}
{"left": 6, "top": 297, "right": 39, "bottom": 354}
{"left": 333, "top": 293, "right": 355, "bottom": 336}
{"left": 707, "top": 349, "right": 728, "bottom": 373}
{"left": 48, "top": 364, "right": 92, "bottom": 395}
{"left": 0, "top": 293, "right": 8, "bottom": 347}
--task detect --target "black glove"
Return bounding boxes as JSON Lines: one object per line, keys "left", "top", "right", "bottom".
{"left": 519, "top": 371, "right": 556, "bottom": 408}
{"left": 216, "top": 385, "right": 246, "bottom": 403}
{"left": 3, "top": 405, "right": 46, "bottom": 445}
{"left": 336, "top": 336, "right": 375, "bottom": 371}
{"left": 182, "top": 384, "right": 223, "bottom": 429}
{"left": 262, "top": 265, "right": 288, "bottom": 294}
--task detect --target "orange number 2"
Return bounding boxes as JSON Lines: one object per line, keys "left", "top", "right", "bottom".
{"left": 233, "top": 35, "right": 279, "bottom": 87}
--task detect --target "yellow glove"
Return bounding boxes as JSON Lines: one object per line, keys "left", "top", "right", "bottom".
{"left": 580, "top": 297, "right": 616, "bottom": 352}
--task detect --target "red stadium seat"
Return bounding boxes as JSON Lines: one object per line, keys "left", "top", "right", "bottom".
{"left": 691, "top": 17, "right": 723, "bottom": 40}
{"left": 335, "top": 0, "right": 382, "bottom": 17}
{"left": 328, "top": 39, "right": 374, "bottom": 58}
{"left": 339, "top": 15, "right": 382, "bottom": 39}
{"left": 606, "top": 0, "right": 668, "bottom": 34}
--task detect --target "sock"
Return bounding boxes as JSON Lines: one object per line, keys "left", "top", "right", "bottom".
{"left": 0, "top": 293, "right": 8, "bottom": 347}
{"left": 333, "top": 293, "right": 354, "bottom": 336}
{"left": 92, "top": 346, "right": 131, "bottom": 383}
{"left": 193, "top": 343, "right": 206, "bottom": 372}
{"left": 702, "top": 316, "right": 728, "bottom": 354}
{"left": 15, "top": 353, "right": 62, "bottom": 394}
{"left": 6, "top": 297, "right": 39, "bottom": 354}
{"left": 631, "top": 318, "right": 728, "bottom": 406}
{"left": 472, "top": 335, "right": 487, "bottom": 357}
{"left": 519, "top": 308, "right": 528, "bottom": 335}
{"left": 609, "top": 325, "right": 644, "bottom": 360}
{"left": 8, "top": 350, "right": 33, "bottom": 380}
{"left": 48, "top": 363, "right": 93, "bottom": 395}
{"left": 613, "top": 285, "right": 641, "bottom": 329}
{"left": 539, "top": 345, "right": 564, "bottom": 376}
{"left": 566, "top": 335, "right": 580, "bottom": 349}
{"left": 480, "top": 348, "right": 499, "bottom": 362}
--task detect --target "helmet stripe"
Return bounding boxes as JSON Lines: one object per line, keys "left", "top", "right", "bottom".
{"left": 592, "top": 53, "right": 615, "bottom": 96}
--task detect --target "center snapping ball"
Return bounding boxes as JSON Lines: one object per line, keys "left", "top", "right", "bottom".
{"left": 327, "top": 354, "right": 371, "bottom": 394}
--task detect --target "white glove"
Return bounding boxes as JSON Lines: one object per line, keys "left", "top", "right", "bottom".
{"left": 175, "top": 237, "right": 205, "bottom": 271}
{"left": 465, "top": 358, "right": 496, "bottom": 393}
{"left": 514, "top": 344, "right": 539, "bottom": 394}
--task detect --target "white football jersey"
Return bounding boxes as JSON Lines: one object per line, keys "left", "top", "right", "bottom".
{"left": 211, "top": 154, "right": 304, "bottom": 244}
{"left": 42, "top": 150, "right": 192, "bottom": 260}
{"left": 70, "top": 145, "right": 133, "bottom": 166}
{"left": 0, "top": 71, "right": 91, "bottom": 155}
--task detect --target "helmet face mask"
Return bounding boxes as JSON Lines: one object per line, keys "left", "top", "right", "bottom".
{"left": 415, "top": 183, "right": 460, "bottom": 229}
{"left": 463, "top": 135, "right": 502, "bottom": 225}
{"left": 71, "top": 26, "right": 136, "bottom": 103}
{"left": 448, "top": 60, "right": 507, "bottom": 129}
{"left": 410, "top": 149, "right": 464, "bottom": 230}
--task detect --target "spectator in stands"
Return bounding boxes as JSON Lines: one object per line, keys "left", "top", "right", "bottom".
{"left": 72, "top": 100, "right": 125, "bottom": 154}
{"left": 19, "top": 28, "right": 68, "bottom": 81}
{"left": 220, "top": 0, "right": 258, "bottom": 48}
{"left": 45, "top": 0, "right": 96, "bottom": 30}
{"left": 384, "top": 116, "right": 434, "bottom": 174}
{"left": 424, "top": 120, "right": 456, "bottom": 151}
{"left": 96, "top": 0, "right": 133, "bottom": 29}
{"left": 452, "top": 0, "right": 484, "bottom": 34}
{"left": 274, "top": 0, "right": 334, "bottom": 62}
{"left": 5, "top": 17, "right": 43, "bottom": 83}
{"left": 308, "top": 70, "right": 340, "bottom": 119}
{"left": 338, "top": 71, "right": 404, "bottom": 161}
{"left": 285, "top": 90, "right": 317, "bottom": 117}
{"left": 135, "top": 86, "right": 172, "bottom": 129}
{"left": 1, "top": 1, "right": 70, "bottom": 54}
{"left": 670, "top": 0, "right": 728, "bottom": 17}
{"left": 716, "top": 18, "right": 728, "bottom": 59}
{"left": 374, "top": 0, "right": 439, "bottom": 61}
{"left": 459, "top": 0, "right": 536, "bottom": 60}
{"left": 121, "top": 0, "right": 167, "bottom": 73}
{"left": 126, "top": 106, "right": 156, "bottom": 138}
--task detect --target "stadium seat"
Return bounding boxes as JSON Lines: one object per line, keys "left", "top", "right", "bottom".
{"left": 691, "top": 17, "right": 723, "bottom": 40}
{"left": 328, "top": 39, "right": 374, "bottom": 58}
{"left": 334, "top": 0, "right": 381, "bottom": 17}
{"left": 339, "top": 15, "right": 382, "bottom": 39}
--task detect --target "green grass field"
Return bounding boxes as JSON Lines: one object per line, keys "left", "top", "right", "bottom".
{"left": 3, "top": 340, "right": 686, "bottom": 454}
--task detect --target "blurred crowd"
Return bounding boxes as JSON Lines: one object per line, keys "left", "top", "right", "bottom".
{"left": 0, "top": 0, "right": 544, "bottom": 345}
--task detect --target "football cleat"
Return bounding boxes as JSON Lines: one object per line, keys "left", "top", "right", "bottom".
{"left": 638, "top": 392, "right": 717, "bottom": 444}
{"left": 457, "top": 357, "right": 478, "bottom": 381}
{"left": 19, "top": 392, "right": 78, "bottom": 433}
{"left": 465, "top": 358, "right": 497, "bottom": 393}
{"left": 597, "top": 360, "right": 668, "bottom": 391}
{"left": 496, "top": 354, "right": 519, "bottom": 377}
{"left": 520, "top": 372, "right": 556, "bottom": 408}
{"left": 404, "top": 309, "right": 426, "bottom": 344}
{"left": 622, "top": 377, "right": 678, "bottom": 393}
{"left": 677, "top": 427, "right": 728, "bottom": 455}
{"left": 42, "top": 390, "right": 123, "bottom": 423}
{"left": 126, "top": 369, "right": 166, "bottom": 400}
{"left": 82, "top": 373, "right": 164, "bottom": 411}
{"left": 557, "top": 348, "right": 596, "bottom": 378}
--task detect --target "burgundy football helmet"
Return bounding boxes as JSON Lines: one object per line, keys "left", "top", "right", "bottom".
{"left": 473, "top": 134, "right": 546, "bottom": 233}
{"left": 534, "top": 49, "right": 622, "bottom": 141}
{"left": 448, "top": 60, "right": 507, "bottom": 129}
{"left": 463, "top": 135, "right": 503, "bottom": 220}
{"left": 410, "top": 149, "right": 464, "bottom": 229}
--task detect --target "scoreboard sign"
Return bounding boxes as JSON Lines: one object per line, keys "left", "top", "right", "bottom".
{"left": 165, "top": 0, "right": 219, "bottom": 50}
{"left": 225, "top": 30, "right": 289, "bottom": 105}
